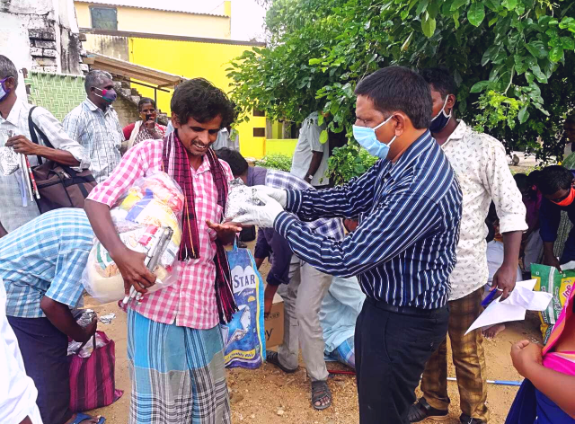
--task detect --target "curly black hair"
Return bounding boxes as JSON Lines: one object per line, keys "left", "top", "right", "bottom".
{"left": 171, "top": 78, "right": 235, "bottom": 129}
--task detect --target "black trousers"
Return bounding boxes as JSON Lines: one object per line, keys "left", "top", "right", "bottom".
{"left": 355, "top": 299, "right": 449, "bottom": 424}
{"left": 8, "top": 315, "right": 73, "bottom": 424}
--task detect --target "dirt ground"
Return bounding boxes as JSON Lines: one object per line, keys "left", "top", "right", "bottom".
{"left": 86, "top": 243, "right": 542, "bottom": 424}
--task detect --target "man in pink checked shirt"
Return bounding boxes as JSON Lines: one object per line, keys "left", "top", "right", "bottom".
{"left": 85, "top": 78, "right": 240, "bottom": 424}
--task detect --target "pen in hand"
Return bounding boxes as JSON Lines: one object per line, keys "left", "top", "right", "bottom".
{"left": 481, "top": 288, "right": 503, "bottom": 307}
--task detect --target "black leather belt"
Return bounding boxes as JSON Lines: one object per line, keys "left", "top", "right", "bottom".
{"left": 367, "top": 297, "right": 444, "bottom": 317}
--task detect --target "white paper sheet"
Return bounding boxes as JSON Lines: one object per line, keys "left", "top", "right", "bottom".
{"left": 465, "top": 279, "right": 553, "bottom": 335}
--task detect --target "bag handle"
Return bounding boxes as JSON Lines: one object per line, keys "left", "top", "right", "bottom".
{"left": 28, "top": 106, "right": 55, "bottom": 165}
{"left": 74, "top": 333, "right": 97, "bottom": 356}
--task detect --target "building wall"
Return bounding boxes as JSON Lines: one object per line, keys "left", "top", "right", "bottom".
{"left": 75, "top": 3, "right": 231, "bottom": 39}
{"left": 127, "top": 36, "right": 266, "bottom": 158}
{"left": 83, "top": 34, "right": 130, "bottom": 61}
{"left": 0, "top": 0, "right": 82, "bottom": 99}
{"left": 114, "top": 94, "right": 140, "bottom": 128}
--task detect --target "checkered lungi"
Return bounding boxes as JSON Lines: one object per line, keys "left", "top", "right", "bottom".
{"left": 127, "top": 310, "right": 231, "bottom": 424}
{"left": 332, "top": 336, "right": 356, "bottom": 370}
{"left": 420, "top": 288, "right": 489, "bottom": 422}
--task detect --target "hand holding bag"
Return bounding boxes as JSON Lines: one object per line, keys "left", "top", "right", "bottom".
{"left": 28, "top": 106, "right": 96, "bottom": 213}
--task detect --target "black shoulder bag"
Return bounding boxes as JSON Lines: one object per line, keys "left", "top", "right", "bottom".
{"left": 28, "top": 106, "right": 96, "bottom": 213}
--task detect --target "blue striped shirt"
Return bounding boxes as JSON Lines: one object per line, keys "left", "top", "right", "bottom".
{"left": 0, "top": 209, "right": 94, "bottom": 318}
{"left": 275, "top": 131, "right": 462, "bottom": 309}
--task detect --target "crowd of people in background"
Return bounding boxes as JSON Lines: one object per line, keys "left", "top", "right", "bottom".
{"left": 1, "top": 50, "right": 575, "bottom": 424}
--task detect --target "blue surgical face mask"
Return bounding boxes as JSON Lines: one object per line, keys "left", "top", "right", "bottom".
{"left": 429, "top": 96, "right": 452, "bottom": 133}
{"left": 0, "top": 77, "right": 12, "bottom": 102}
{"left": 353, "top": 115, "right": 396, "bottom": 159}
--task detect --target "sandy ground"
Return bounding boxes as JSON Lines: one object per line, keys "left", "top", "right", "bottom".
{"left": 86, "top": 244, "right": 542, "bottom": 424}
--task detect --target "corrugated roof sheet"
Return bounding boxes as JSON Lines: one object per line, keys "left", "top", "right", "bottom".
{"left": 75, "top": 0, "right": 228, "bottom": 17}
{"left": 83, "top": 52, "right": 187, "bottom": 88}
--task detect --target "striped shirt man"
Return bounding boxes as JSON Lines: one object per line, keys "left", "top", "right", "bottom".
{"left": 63, "top": 98, "right": 124, "bottom": 183}
{"left": 276, "top": 131, "right": 463, "bottom": 310}
{"left": 0, "top": 209, "right": 94, "bottom": 318}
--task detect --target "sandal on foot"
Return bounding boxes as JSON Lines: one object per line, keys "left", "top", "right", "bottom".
{"left": 311, "top": 380, "right": 332, "bottom": 411}
{"left": 407, "top": 398, "right": 448, "bottom": 422}
{"left": 266, "top": 350, "right": 298, "bottom": 373}
{"left": 71, "top": 413, "right": 106, "bottom": 424}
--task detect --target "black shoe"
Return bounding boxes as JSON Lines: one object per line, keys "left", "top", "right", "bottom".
{"left": 408, "top": 398, "right": 449, "bottom": 422}
{"left": 460, "top": 415, "right": 486, "bottom": 424}
{"left": 265, "top": 350, "right": 298, "bottom": 373}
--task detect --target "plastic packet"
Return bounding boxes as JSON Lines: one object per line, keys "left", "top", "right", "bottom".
{"left": 224, "top": 178, "right": 265, "bottom": 222}
{"left": 0, "top": 146, "right": 20, "bottom": 176}
{"left": 76, "top": 309, "right": 96, "bottom": 327}
{"left": 99, "top": 313, "right": 116, "bottom": 324}
{"left": 67, "top": 332, "right": 107, "bottom": 358}
{"left": 67, "top": 310, "right": 103, "bottom": 358}
{"left": 82, "top": 172, "right": 184, "bottom": 304}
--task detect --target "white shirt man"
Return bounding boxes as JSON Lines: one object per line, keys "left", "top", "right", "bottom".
{"left": 411, "top": 69, "right": 527, "bottom": 424}
{"left": 0, "top": 278, "right": 43, "bottom": 424}
{"left": 290, "top": 112, "right": 330, "bottom": 187}
{"left": 0, "top": 61, "right": 89, "bottom": 234}
{"left": 443, "top": 120, "right": 527, "bottom": 299}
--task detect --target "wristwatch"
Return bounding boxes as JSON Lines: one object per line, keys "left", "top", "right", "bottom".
{"left": 307, "top": 174, "right": 314, "bottom": 182}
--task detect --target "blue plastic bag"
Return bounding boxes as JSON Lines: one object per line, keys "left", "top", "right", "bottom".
{"left": 221, "top": 242, "right": 266, "bottom": 369}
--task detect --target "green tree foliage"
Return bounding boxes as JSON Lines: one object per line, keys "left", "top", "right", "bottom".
{"left": 255, "top": 154, "right": 293, "bottom": 171}
{"left": 228, "top": 0, "right": 575, "bottom": 182}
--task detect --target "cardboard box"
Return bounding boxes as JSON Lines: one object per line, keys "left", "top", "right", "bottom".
{"left": 264, "top": 299, "right": 284, "bottom": 348}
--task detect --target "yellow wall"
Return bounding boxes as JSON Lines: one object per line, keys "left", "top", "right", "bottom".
{"left": 271, "top": 122, "right": 282, "bottom": 139}
{"left": 265, "top": 139, "right": 298, "bottom": 157}
{"left": 127, "top": 37, "right": 266, "bottom": 158}
{"left": 75, "top": 3, "right": 231, "bottom": 39}
{"left": 75, "top": 3, "right": 91, "bottom": 27}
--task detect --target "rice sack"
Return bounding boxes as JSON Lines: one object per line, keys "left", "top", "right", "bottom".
{"left": 221, "top": 242, "right": 266, "bottom": 369}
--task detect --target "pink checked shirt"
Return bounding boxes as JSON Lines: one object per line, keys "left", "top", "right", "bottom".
{"left": 88, "top": 139, "right": 234, "bottom": 329}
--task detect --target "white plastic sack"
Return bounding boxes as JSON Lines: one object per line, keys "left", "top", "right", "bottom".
{"left": 83, "top": 172, "right": 183, "bottom": 304}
